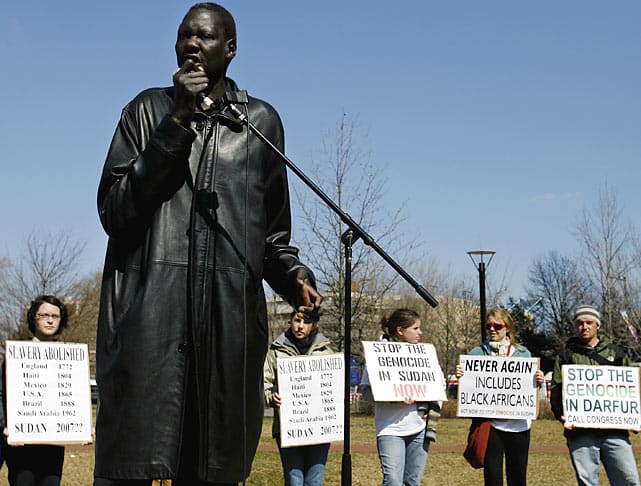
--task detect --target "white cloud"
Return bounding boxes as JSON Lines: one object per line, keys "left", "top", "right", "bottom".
{"left": 529, "top": 192, "right": 579, "bottom": 203}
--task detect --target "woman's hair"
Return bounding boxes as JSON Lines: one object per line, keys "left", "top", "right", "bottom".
{"left": 289, "top": 310, "right": 320, "bottom": 324}
{"left": 380, "top": 308, "right": 420, "bottom": 341}
{"left": 487, "top": 308, "right": 514, "bottom": 336}
{"left": 27, "top": 295, "right": 68, "bottom": 336}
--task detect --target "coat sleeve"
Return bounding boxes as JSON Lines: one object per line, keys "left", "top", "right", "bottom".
{"left": 258, "top": 106, "right": 317, "bottom": 304}
{"left": 468, "top": 345, "right": 485, "bottom": 356}
{"left": 549, "top": 356, "right": 564, "bottom": 421}
{"left": 358, "top": 366, "right": 373, "bottom": 401}
{"left": 97, "top": 100, "right": 195, "bottom": 240}
{"left": 263, "top": 349, "right": 278, "bottom": 407}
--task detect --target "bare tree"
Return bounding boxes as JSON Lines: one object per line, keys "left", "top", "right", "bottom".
{"left": 526, "top": 250, "right": 592, "bottom": 352}
{"left": 425, "top": 281, "right": 479, "bottom": 378}
{"left": 0, "top": 231, "right": 86, "bottom": 338}
{"left": 389, "top": 261, "right": 479, "bottom": 382}
{"left": 63, "top": 271, "right": 102, "bottom": 376}
{"left": 0, "top": 256, "right": 14, "bottom": 338}
{"left": 575, "top": 184, "right": 641, "bottom": 355}
{"left": 293, "top": 113, "right": 422, "bottom": 352}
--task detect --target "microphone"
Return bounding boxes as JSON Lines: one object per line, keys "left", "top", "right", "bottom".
{"left": 221, "top": 90, "right": 249, "bottom": 124}
{"left": 198, "top": 92, "right": 215, "bottom": 110}
{"left": 195, "top": 90, "right": 249, "bottom": 128}
{"left": 198, "top": 90, "right": 248, "bottom": 111}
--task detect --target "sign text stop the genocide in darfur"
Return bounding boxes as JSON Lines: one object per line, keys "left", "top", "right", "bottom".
{"left": 562, "top": 364, "right": 641, "bottom": 430}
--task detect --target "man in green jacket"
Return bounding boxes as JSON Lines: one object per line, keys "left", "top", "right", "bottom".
{"left": 550, "top": 305, "right": 640, "bottom": 486}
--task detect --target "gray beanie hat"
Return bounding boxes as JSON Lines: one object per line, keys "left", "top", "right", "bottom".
{"left": 573, "top": 305, "right": 601, "bottom": 326}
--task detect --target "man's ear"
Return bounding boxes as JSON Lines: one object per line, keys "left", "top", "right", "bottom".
{"left": 226, "top": 39, "right": 237, "bottom": 62}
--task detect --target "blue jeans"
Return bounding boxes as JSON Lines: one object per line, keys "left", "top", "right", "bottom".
{"left": 277, "top": 442, "right": 330, "bottom": 486}
{"left": 377, "top": 430, "right": 429, "bottom": 486}
{"left": 567, "top": 431, "right": 641, "bottom": 486}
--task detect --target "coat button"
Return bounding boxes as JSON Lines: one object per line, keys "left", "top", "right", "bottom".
{"left": 177, "top": 343, "right": 187, "bottom": 353}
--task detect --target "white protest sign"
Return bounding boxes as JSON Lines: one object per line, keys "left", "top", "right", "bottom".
{"left": 278, "top": 353, "right": 344, "bottom": 447}
{"left": 362, "top": 341, "right": 446, "bottom": 402}
{"left": 457, "top": 355, "right": 539, "bottom": 419}
{"left": 562, "top": 364, "right": 641, "bottom": 430}
{"left": 5, "top": 341, "right": 93, "bottom": 445}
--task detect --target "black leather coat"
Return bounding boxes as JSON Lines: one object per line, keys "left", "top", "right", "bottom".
{"left": 95, "top": 79, "right": 312, "bottom": 482}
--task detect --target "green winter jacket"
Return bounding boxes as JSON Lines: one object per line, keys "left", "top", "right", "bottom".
{"left": 550, "top": 335, "right": 630, "bottom": 436}
{"left": 263, "top": 330, "right": 335, "bottom": 438}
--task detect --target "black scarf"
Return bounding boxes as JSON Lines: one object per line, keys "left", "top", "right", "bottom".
{"left": 285, "top": 328, "right": 318, "bottom": 355}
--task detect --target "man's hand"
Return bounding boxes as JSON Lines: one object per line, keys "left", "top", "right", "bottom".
{"left": 295, "top": 269, "right": 322, "bottom": 314}
{"left": 560, "top": 415, "right": 575, "bottom": 430}
{"left": 272, "top": 392, "right": 282, "bottom": 408}
{"left": 171, "top": 61, "right": 209, "bottom": 126}
{"left": 455, "top": 364, "right": 464, "bottom": 378}
{"left": 535, "top": 370, "right": 545, "bottom": 385}
{"left": 4, "top": 426, "right": 24, "bottom": 446}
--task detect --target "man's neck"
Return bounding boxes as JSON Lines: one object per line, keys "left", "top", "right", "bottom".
{"left": 206, "top": 77, "right": 228, "bottom": 101}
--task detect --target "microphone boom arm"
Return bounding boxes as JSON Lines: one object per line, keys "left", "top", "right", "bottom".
{"left": 225, "top": 102, "right": 438, "bottom": 308}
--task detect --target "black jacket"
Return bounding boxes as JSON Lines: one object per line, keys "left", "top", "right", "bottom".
{"left": 95, "top": 79, "right": 313, "bottom": 482}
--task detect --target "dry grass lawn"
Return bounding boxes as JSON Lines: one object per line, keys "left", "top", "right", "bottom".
{"left": 2, "top": 416, "right": 641, "bottom": 485}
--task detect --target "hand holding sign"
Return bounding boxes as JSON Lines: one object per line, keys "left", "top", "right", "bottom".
{"left": 5, "top": 341, "right": 93, "bottom": 445}
{"left": 562, "top": 365, "right": 641, "bottom": 430}
{"left": 362, "top": 341, "right": 446, "bottom": 402}
{"left": 457, "top": 355, "right": 539, "bottom": 419}
{"left": 277, "top": 354, "right": 345, "bottom": 448}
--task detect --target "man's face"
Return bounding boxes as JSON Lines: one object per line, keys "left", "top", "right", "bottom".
{"left": 175, "top": 9, "right": 236, "bottom": 84}
{"left": 575, "top": 317, "right": 599, "bottom": 344}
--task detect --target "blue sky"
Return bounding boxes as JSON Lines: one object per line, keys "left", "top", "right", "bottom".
{"left": 1, "top": 1, "right": 639, "bottom": 299}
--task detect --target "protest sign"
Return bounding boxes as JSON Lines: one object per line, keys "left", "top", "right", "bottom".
{"left": 278, "top": 353, "right": 344, "bottom": 447}
{"left": 362, "top": 341, "right": 446, "bottom": 402}
{"left": 457, "top": 355, "right": 539, "bottom": 419}
{"left": 5, "top": 340, "right": 92, "bottom": 445}
{"left": 562, "top": 364, "right": 641, "bottom": 430}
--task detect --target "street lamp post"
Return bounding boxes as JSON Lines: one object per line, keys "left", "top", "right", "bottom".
{"left": 467, "top": 250, "right": 496, "bottom": 343}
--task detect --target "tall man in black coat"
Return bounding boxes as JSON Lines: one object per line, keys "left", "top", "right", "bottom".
{"left": 94, "top": 3, "right": 321, "bottom": 485}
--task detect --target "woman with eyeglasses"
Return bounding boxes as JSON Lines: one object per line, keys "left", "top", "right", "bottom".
{"left": 456, "top": 308, "right": 544, "bottom": 486}
{"left": 1, "top": 295, "right": 69, "bottom": 486}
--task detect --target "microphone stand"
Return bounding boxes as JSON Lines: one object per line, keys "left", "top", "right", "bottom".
{"left": 341, "top": 229, "right": 354, "bottom": 486}
{"left": 225, "top": 97, "right": 439, "bottom": 486}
